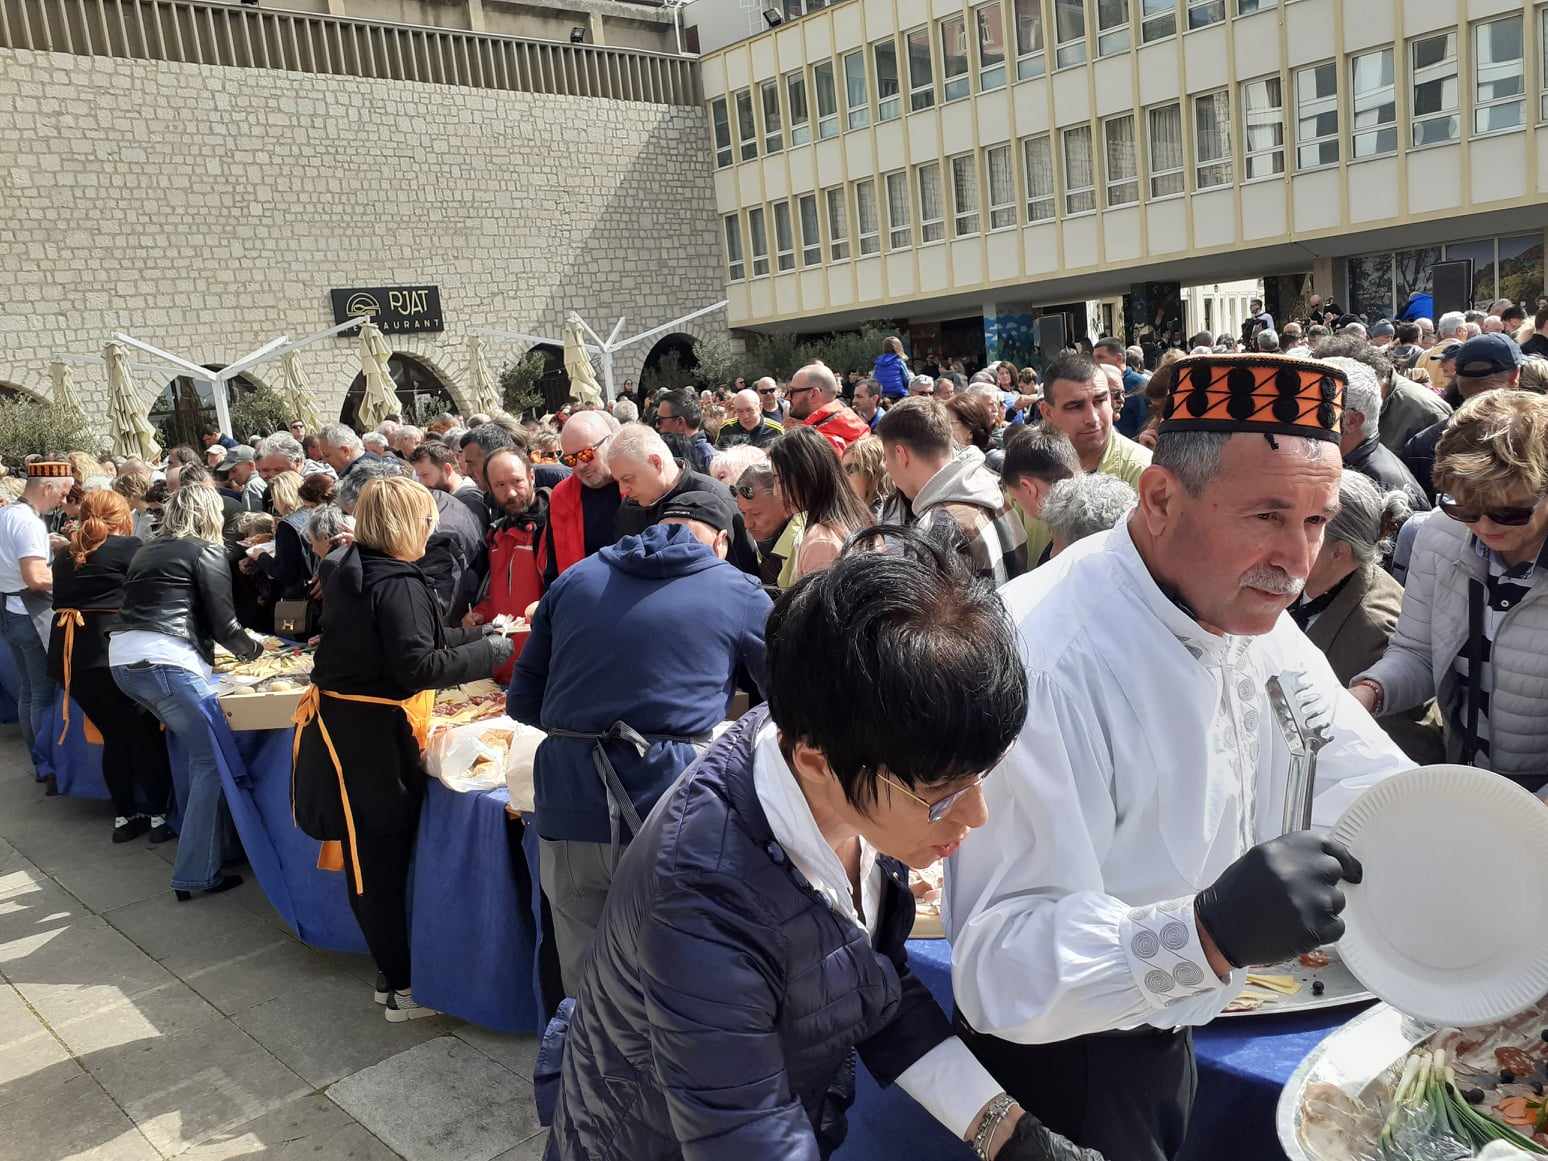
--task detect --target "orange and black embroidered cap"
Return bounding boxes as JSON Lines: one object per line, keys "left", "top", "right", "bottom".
{"left": 1159, "top": 354, "right": 1346, "bottom": 444}
{"left": 25, "top": 460, "right": 72, "bottom": 479}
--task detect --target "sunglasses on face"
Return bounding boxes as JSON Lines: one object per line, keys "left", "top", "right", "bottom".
{"left": 758, "top": 388, "right": 778, "bottom": 396}
{"left": 786, "top": 386, "right": 816, "bottom": 399}
{"left": 560, "top": 435, "right": 611, "bottom": 469}
{"left": 1438, "top": 493, "right": 1544, "bottom": 528}
{"left": 878, "top": 770, "right": 987, "bottom": 824}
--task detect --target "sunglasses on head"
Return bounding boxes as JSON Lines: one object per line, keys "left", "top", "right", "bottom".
{"left": 1438, "top": 493, "right": 1544, "bottom": 527}
{"left": 733, "top": 483, "right": 770, "bottom": 500}
{"left": 559, "top": 435, "right": 611, "bottom": 469}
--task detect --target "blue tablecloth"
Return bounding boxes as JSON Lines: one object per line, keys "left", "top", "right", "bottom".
{"left": 849, "top": 939, "right": 1354, "bottom": 1161}
{"left": 0, "top": 641, "right": 19, "bottom": 725}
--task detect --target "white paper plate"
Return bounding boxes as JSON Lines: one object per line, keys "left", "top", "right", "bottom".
{"left": 1332, "top": 764, "right": 1548, "bottom": 1028}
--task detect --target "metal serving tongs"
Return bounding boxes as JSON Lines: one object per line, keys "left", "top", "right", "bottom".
{"left": 1266, "top": 671, "right": 1333, "bottom": 834}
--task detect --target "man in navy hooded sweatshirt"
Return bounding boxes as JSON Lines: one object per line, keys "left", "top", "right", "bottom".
{"left": 507, "top": 490, "right": 771, "bottom": 992}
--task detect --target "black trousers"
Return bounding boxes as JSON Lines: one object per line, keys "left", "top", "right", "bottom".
{"left": 68, "top": 666, "right": 173, "bottom": 819}
{"left": 340, "top": 812, "right": 420, "bottom": 992}
{"left": 954, "top": 1012, "right": 1197, "bottom": 1161}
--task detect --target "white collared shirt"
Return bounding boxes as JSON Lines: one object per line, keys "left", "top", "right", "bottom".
{"left": 945, "top": 519, "right": 1412, "bottom": 1045}
{"left": 751, "top": 724, "right": 1000, "bottom": 1139}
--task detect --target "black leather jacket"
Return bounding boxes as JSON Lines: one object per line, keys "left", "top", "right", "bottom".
{"left": 113, "top": 537, "right": 262, "bottom": 667}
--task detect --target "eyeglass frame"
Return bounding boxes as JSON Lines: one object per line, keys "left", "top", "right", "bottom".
{"left": 559, "top": 434, "right": 612, "bottom": 469}
{"left": 1437, "top": 492, "right": 1546, "bottom": 528}
{"left": 875, "top": 769, "right": 986, "bottom": 824}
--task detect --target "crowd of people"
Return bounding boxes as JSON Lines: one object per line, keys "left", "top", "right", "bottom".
{"left": 1, "top": 288, "right": 1545, "bottom": 1160}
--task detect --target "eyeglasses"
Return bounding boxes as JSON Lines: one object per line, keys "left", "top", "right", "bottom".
{"left": 1438, "top": 493, "right": 1544, "bottom": 528}
{"left": 877, "top": 770, "right": 986, "bottom": 824}
{"left": 559, "top": 435, "right": 611, "bottom": 469}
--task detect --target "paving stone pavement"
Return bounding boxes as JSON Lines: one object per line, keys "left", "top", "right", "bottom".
{"left": 0, "top": 727, "right": 546, "bottom": 1161}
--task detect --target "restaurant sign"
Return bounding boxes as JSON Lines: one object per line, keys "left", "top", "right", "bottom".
{"left": 329, "top": 286, "right": 444, "bottom": 334}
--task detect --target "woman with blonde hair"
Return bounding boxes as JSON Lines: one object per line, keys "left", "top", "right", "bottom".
{"left": 293, "top": 476, "right": 512, "bottom": 1020}
{"left": 110, "top": 485, "right": 265, "bottom": 897}
{"left": 252, "top": 470, "right": 316, "bottom": 635}
{"left": 48, "top": 490, "right": 172, "bottom": 843}
{"left": 841, "top": 434, "right": 893, "bottom": 514}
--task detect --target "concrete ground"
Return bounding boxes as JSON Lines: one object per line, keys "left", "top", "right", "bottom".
{"left": 0, "top": 726, "right": 547, "bottom": 1161}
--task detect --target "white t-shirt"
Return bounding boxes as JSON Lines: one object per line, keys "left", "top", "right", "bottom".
{"left": 108, "top": 630, "right": 212, "bottom": 681}
{"left": 0, "top": 502, "right": 50, "bottom": 616}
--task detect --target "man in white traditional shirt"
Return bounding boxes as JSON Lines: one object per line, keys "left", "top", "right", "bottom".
{"left": 946, "top": 354, "right": 1413, "bottom": 1161}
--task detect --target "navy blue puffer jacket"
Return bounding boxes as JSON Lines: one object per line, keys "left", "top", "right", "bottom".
{"left": 547, "top": 707, "right": 951, "bottom": 1160}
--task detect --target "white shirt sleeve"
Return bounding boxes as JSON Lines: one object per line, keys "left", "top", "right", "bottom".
{"left": 893, "top": 1037, "right": 1005, "bottom": 1141}
{"left": 19, "top": 515, "right": 49, "bottom": 565}
{"left": 946, "top": 671, "right": 1235, "bottom": 1046}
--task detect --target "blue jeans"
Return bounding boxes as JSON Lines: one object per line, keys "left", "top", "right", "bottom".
{"left": 1, "top": 605, "right": 55, "bottom": 777}
{"left": 112, "top": 662, "right": 227, "bottom": 891}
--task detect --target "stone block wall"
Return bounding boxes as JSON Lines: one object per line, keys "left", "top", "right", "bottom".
{"left": 0, "top": 47, "right": 725, "bottom": 427}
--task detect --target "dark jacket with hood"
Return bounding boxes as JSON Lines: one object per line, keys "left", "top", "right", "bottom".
{"left": 293, "top": 544, "right": 496, "bottom": 840}
{"left": 508, "top": 523, "right": 771, "bottom": 844}
{"left": 1346, "top": 436, "right": 1431, "bottom": 512}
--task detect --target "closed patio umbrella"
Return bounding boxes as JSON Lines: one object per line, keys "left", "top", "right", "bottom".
{"left": 48, "top": 360, "right": 86, "bottom": 421}
{"left": 276, "top": 350, "right": 322, "bottom": 433}
{"left": 464, "top": 335, "right": 502, "bottom": 416}
{"left": 562, "top": 312, "right": 603, "bottom": 407}
{"left": 355, "top": 322, "right": 401, "bottom": 430}
{"left": 103, "top": 342, "right": 161, "bottom": 461}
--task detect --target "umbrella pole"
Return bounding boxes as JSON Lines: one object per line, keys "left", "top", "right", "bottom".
{"left": 600, "top": 349, "right": 615, "bottom": 405}
{"left": 207, "top": 376, "right": 233, "bottom": 439}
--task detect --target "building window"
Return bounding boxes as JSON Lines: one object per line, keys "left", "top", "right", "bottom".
{"left": 874, "top": 37, "right": 902, "bottom": 121}
{"left": 976, "top": 2, "right": 1008, "bottom": 91}
{"left": 748, "top": 206, "right": 770, "bottom": 276}
{"left": 787, "top": 71, "right": 812, "bottom": 146}
{"left": 1141, "top": 0, "right": 1175, "bottom": 43}
{"left": 734, "top": 89, "right": 757, "bottom": 161}
{"left": 1097, "top": 0, "right": 1131, "bottom": 58}
{"left": 906, "top": 27, "right": 935, "bottom": 111}
{"left": 886, "top": 171, "right": 912, "bottom": 248}
{"left": 844, "top": 50, "right": 870, "bottom": 130}
{"left": 760, "top": 79, "right": 783, "bottom": 155}
{"left": 1103, "top": 114, "right": 1139, "bottom": 206}
{"left": 1241, "top": 75, "right": 1285, "bottom": 178}
{"left": 1236, "top": 0, "right": 1274, "bottom": 13}
{"left": 1409, "top": 31, "right": 1458, "bottom": 147}
{"left": 941, "top": 15, "right": 971, "bottom": 101}
{"left": 1022, "top": 134, "right": 1056, "bottom": 220}
{"left": 1295, "top": 61, "right": 1339, "bottom": 169}
{"left": 773, "top": 201, "right": 795, "bottom": 272}
{"left": 1013, "top": 0, "right": 1046, "bottom": 79}
{"left": 710, "top": 97, "right": 732, "bottom": 168}
{"left": 951, "top": 154, "right": 981, "bottom": 235}
{"left": 798, "top": 193, "right": 822, "bottom": 265}
{"left": 724, "top": 214, "right": 744, "bottom": 280}
{"left": 1147, "top": 102, "right": 1185, "bottom": 196}
{"left": 1194, "top": 90, "right": 1232, "bottom": 188}
{"left": 814, "top": 61, "right": 839, "bottom": 139}
{"left": 1063, "top": 124, "right": 1096, "bottom": 214}
{"left": 826, "top": 187, "right": 850, "bottom": 260}
{"left": 855, "top": 179, "right": 882, "bottom": 255}
{"left": 1186, "top": 0, "right": 1224, "bottom": 31}
{"left": 918, "top": 162, "right": 946, "bottom": 242}
{"left": 1473, "top": 14, "right": 1524, "bottom": 136}
{"left": 985, "top": 144, "right": 1017, "bottom": 228}
{"left": 1349, "top": 46, "right": 1396, "bottom": 159}
{"left": 1054, "top": 0, "right": 1087, "bottom": 69}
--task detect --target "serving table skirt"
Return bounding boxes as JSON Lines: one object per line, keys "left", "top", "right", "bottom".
{"left": 0, "top": 643, "right": 19, "bottom": 724}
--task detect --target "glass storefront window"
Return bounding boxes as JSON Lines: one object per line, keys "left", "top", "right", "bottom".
{"left": 1496, "top": 234, "right": 1546, "bottom": 310}
{"left": 1346, "top": 253, "right": 1395, "bottom": 320}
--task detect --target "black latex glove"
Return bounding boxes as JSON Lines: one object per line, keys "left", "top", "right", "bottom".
{"left": 486, "top": 635, "right": 515, "bottom": 673}
{"left": 996, "top": 1112, "right": 1106, "bottom": 1161}
{"left": 1194, "top": 831, "right": 1363, "bottom": 970}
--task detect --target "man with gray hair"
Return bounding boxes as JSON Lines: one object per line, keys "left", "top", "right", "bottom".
{"left": 716, "top": 389, "right": 781, "bottom": 451}
{"left": 1040, "top": 473, "right": 1136, "bottom": 557}
{"left": 612, "top": 398, "right": 639, "bottom": 424}
{"left": 392, "top": 425, "right": 424, "bottom": 458}
{"left": 255, "top": 433, "right": 304, "bottom": 481}
{"left": 317, "top": 423, "right": 367, "bottom": 481}
{"left": 908, "top": 374, "right": 937, "bottom": 396}
{"left": 1254, "top": 329, "right": 1280, "bottom": 354}
{"left": 1313, "top": 333, "right": 1451, "bottom": 458}
{"left": 1323, "top": 355, "right": 1429, "bottom": 510}
{"left": 362, "top": 432, "right": 390, "bottom": 456}
{"left": 1416, "top": 310, "right": 1469, "bottom": 392}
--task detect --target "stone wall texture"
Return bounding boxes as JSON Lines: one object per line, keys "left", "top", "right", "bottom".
{"left": 0, "top": 46, "right": 725, "bottom": 427}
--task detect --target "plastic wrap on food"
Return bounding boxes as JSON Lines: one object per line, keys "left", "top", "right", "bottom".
{"left": 426, "top": 715, "right": 543, "bottom": 798}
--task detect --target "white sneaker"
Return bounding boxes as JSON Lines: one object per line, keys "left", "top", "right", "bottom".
{"left": 385, "top": 989, "right": 439, "bottom": 1022}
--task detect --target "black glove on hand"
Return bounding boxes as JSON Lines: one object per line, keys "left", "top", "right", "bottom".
{"left": 486, "top": 635, "right": 515, "bottom": 673}
{"left": 996, "top": 1112, "right": 1106, "bottom": 1161}
{"left": 1194, "top": 831, "right": 1363, "bottom": 970}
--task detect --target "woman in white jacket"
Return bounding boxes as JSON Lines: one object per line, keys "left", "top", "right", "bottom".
{"left": 1351, "top": 390, "right": 1548, "bottom": 792}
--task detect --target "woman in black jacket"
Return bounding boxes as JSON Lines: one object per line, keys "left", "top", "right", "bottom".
{"left": 110, "top": 485, "right": 265, "bottom": 901}
{"left": 293, "top": 476, "right": 511, "bottom": 1023}
{"left": 48, "top": 490, "right": 172, "bottom": 844}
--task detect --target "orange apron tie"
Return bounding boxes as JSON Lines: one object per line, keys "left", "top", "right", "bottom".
{"left": 54, "top": 608, "right": 111, "bottom": 745}
{"left": 292, "top": 685, "right": 437, "bottom": 896}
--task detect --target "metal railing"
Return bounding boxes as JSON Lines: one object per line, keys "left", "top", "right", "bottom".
{"left": 0, "top": 0, "right": 701, "bottom": 106}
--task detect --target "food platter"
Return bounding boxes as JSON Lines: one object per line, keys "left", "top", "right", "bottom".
{"left": 1221, "top": 945, "right": 1374, "bottom": 1018}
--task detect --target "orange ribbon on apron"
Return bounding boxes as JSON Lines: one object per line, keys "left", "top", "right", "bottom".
{"left": 54, "top": 608, "right": 111, "bottom": 745}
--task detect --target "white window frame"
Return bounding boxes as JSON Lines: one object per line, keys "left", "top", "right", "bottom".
{"left": 1240, "top": 75, "right": 1285, "bottom": 180}
{"left": 917, "top": 161, "right": 946, "bottom": 243}
{"left": 760, "top": 79, "right": 783, "bottom": 155}
{"left": 786, "top": 70, "right": 812, "bottom": 147}
{"left": 1409, "top": 31, "right": 1458, "bottom": 148}
{"left": 1186, "top": 0, "right": 1225, "bottom": 31}
{"left": 1096, "top": 0, "right": 1131, "bottom": 58}
{"left": 855, "top": 178, "right": 882, "bottom": 255}
{"left": 1054, "top": 0, "right": 1087, "bottom": 69}
{"left": 826, "top": 186, "right": 850, "bottom": 261}
{"left": 1102, "top": 114, "right": 1139, "bottom": 206}
{"left": 798, "top": 193, "right": 822, "bottom": 266}
{"left": 1140, "top": 0, "right": 1175, "bottom": 43}
{"left": 814, "top": 61, "right": 839, "bottom": 140}
{"left": 975, "top": 1, "right": 1008, "bottom": 92}
{"left": 906, "top": 26, "right": 936, "bottom": 111}
{"left": 1062, "top": 124, "right": 1096, "bottom": 215}
{"left": 950, "top": 153, "right": 982, "bottom": 236}
{"left": 773, "top": 200, "right": 795, "bottom": 272}
{"left": 734, "top": 89, "right": 757, "bottom": 161}
{"left": 940, "top": 14, "right": 971, "bottom": 101}
{"left": 1542, "top": 8, "right": 1548, "bottom": 123}
{"left": 710, "top": 97, "right": 732, "bottom": 168}
{"left": 1349, "top": 45, "right": 1397, "bottom": 160}
{"left": 984, "top": 143, "right": 1017, "bottom": 229}
{"left": 1472, "top": 14, "right": 1525, "bottom": 138}
{"left": 1236, "top": 0, "right": 1274, "bottom": 14}
{"left": 874, "top": 36, "right": 902, "bottom": 122}
{"left": 843, "top": 50, "right": 870, "bottom": 130}
{"left": 723, "top": 214, "right": 745, "bottom": 281}
{"left": 1013, "top": 0, "right": 1046, "bottom": 80}
{"left": 1147, "top": 102, "right": 1185, "bottom": 197}
{"left": 1193, "top": 89, "right": 1233, "bottom": 189}
{"left": 1022, "top": 134, "right": 1056, "bottom": 221}
{"left": 1294, "top": 61, "right": 1340, "bottom": 171}
{"left": 747, "top": 206, "right": 770, "bottom": 277}
{"left": 885, "top": 170, "right": 912, "bottom": 249}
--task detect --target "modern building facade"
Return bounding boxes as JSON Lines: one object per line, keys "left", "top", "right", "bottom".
{"left": 699, "top": 0, "right": 1548, "bottom": 367}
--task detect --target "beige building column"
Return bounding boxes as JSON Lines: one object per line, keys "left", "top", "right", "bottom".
{"left": 467, "top": 0, "right": 486, "bottom": 32}
{"left": 588, "top": 12, "right": 606, "bottom": 44}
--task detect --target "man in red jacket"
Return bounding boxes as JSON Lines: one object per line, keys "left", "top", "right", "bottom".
{"left": 538, "top": 410, "right": 622, "bottom": 588}
{"left": 786, "top": 362, "right": 870, "bottom": 454}
{"left": 464, "top": 447, "right": 548, "bottom": 683}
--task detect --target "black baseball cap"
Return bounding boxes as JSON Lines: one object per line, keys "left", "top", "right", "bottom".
{"left": 659, "top": 489, "right": 736, "bottom": 535}
{"left": 1454, "top": 333, "right": 1524, "bottom": 379}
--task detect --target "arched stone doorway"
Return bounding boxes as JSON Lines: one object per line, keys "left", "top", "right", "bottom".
{"left": 339, "top": 352, "right": 459, "bottom": 430}
{"left": 149, "top": 367, "right": 261, "bottom": 450}
{"left": 526, "top": 344, "right": 569, "bottom": 414}
{"left": 640, "top": 333, "right": 699, "bottom": 391}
